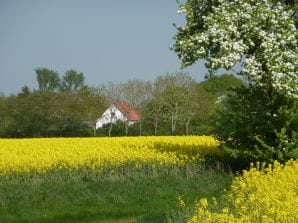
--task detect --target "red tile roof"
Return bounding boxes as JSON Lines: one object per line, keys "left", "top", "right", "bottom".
{"left": 114, "top": 102, "right": 140, "bottom": 121}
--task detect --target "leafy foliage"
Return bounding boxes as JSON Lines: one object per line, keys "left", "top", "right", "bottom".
{"left": 216, "top": 85, "right": 298, "bottom": 164}
{"left": 0, "top": 70, "right": 250, "bottom": 137}
{"left": 173, "top": 0, "right": 298, "bottom": 98}
{"left": 35, "top": 68, "right": 61, "bottom": 92}
{"left": 60, "top": 69, "right": 85, "bottom": 91}
{"left": 173, "top": 0, "right": 298, "bottom": 162}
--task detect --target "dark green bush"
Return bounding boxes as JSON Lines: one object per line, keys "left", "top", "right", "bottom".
{"left": 215, "top": 85, "right": 298, "bottom": 166}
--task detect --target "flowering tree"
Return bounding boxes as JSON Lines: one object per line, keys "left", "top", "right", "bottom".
{"left": 173, "top": 0, "right": 297, "bottom": 98}
{"left": 173, "top": 0, "right": 298, "bottom": 164}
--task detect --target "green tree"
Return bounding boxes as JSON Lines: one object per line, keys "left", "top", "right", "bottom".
{"left": 146, "top": 78, "right": 165, "bottom": 135}
{"left": 3, "top": 87, "right": 47, "bottom": 137}
{"left": 61, "top": 69, "right": 85, "bottom": 92}
{"left": 35, "top": 68, "right": 61, "bottom": 92}
{"left": 200, "top": 74, "right": 244, "bottom": 96}
{"left": 77, "top": 87, "right": 107, "bottom": 136}
{"left": 173, "top": 0, "right": 298, "bottom": 163}
{"left": 0, "top": 93, "right": 7, "bottom": 136}
{"left": 146, "top": 72, "right": 198, "bottom": 135}
{"left": 217, "top": 86, "right": 298, "bottom": 164}
{"left": 191, "top": 74, "right": 243, "bottom": 135}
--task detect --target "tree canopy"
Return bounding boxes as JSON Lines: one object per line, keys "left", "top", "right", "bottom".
{"left": 61, "top": 70, "right": 85, "bottom": 91}
{"left": 173, "top": 0, "right": 298, "bottom": 98}
{"left": 35, "top": 68, "right": 60, "bottom": 92}
{"left": 173, "top": 0, "right": 298, "bottom": 164}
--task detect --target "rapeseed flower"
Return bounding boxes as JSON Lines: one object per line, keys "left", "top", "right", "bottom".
{"left": 188, "top": 159, "right": 298, "bottom": 223}
{"left": 0, "top": 136, "right": 219, "bottom": 175}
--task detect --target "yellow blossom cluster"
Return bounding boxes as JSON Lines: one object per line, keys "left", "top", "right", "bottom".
{"left": 188, "top": 159, "right": 298, "bottom": 223}
{"left": 0, "top": 136, "right": 219, "bottom": 175}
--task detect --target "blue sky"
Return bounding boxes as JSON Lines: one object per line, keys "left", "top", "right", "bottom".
{"left": 0, "top": 0, "right": 210, "bottom": 95}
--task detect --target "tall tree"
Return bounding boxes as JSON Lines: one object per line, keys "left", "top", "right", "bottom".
{"left": 148, "top": 77, "right": 166, "bottom": 135}
{"left": 99, "top": 82, "right": 122, "bottom": 136}
{"left": 0, "top": 93, "right": 7, "bottom": 136}
{"left": 77, "top": 87, "right": 107, "bottom": 136}
{"left": 148, "top": 72, "right": 197, "bottom": 135}
{"left": 35, "top": 68, "right": 60, "bottom": 92}
{"left": 4, "top": 87, "right": 50, "bottom": 137}
{"left": 61, "top": 69, "right": 85, "bottom": 91}
{"left": 173, "top": 0, "right": 297, "bottom": 98}
{"left": 193, "top": 74, "right": 244, "bottom": 135}
{"left": 119, "top": 79, "right": 152, "bottom": 135}
{"left": 173, "top": 0, "right": 298, "bottom": 162}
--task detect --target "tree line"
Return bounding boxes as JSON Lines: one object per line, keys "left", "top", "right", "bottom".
{"left": 0, "top": 68, "right": 243, "bottom": 138}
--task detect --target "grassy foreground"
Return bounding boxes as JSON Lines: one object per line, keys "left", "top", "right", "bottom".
{"left": 0, "top": 136, "right": 230, "bottom": 222}
{"left": 0, "top": 164, "right": 231, "bottom": 223}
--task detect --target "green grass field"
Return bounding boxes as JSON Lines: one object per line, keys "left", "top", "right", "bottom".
{"left": 0, "top": 164, "right": 231, "bottom": 223}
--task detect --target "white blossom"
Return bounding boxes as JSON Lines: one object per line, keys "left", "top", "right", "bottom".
{"left": 173, "top": 0, "right": 298, "bottom": 98}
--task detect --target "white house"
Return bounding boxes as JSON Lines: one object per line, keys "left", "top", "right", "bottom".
{"left": 96, "top": 102, "right": 140, "bottom": 129}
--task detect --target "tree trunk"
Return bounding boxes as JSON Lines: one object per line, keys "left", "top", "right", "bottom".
{"left": 125, "top": 122, "right": 128, "bottom": 135}
{"left": 185, "top": 117, "right": 190, "bottom": 136}
{"left": 171, "top": 115, "right": 176, "bottom": 135}
{"left": 93, "top": 123, "right": 96, "bottom": 137}
{"left": 154, "top": 115, "right": 158, "bottom": 136}
{"left": 108, "top": 123, "right": 112, "bottom": 137}
{"left": 171, "top": 103, "right": 178, "bottom": 135}
{"left": 139, "top": 121, "right": 142, "bottom": 136}
{"left": 108, "top": 109, "right": 114, "bottom": 137}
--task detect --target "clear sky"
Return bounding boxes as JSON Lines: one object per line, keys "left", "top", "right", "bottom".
{"left": 0, "top": 0, "right": 210, "bottom": 95}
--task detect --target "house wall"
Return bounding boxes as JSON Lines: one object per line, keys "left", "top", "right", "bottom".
{"left": 96, "top": 104, "right": 128, "bottom": 129}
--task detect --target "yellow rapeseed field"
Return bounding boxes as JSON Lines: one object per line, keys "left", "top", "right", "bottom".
{"left": 188, "top": 159, "right": 298, "bottom": 223}
{"left": 0, "top": 136, "right": 219, "bottom": 175}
